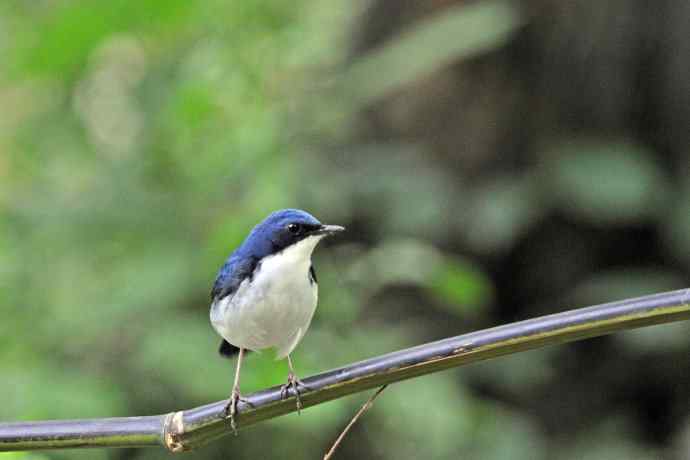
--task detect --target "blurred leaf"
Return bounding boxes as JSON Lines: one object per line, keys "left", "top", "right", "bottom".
{"left": 373, "top": 374, "right": 475, "bottom": 459}
{"left": 15, "top": 0, "right": 190, "bottom": 77}
{"left": 430, "top": 256, "right": 494, "bottom": 314}
{"left": 544, "top": 140, "right": 668, "bottom": 224}
{"left": 312, "top": 252, "right": 363, "bottom": 328}
{"left": 350, "top": 238, "right": 494, "bottom": 317}
{"left": 0, "top": 453, "right": 51, "bottom": 460}
{"left": 663, "top": 184, "right": 690, "bottom": 268}
{"left": 371, "top": 377, "right": 547, "bottom": 460}
{"left": 305, "top": 144, "right": 464, "bottom": 239}
{"left": 570, "top": 268, "right": 685, "bottom": 305}
{"left": 465, "top": 348, "right": 556, "bottom": 394}
{"left": 469, "top": 402, "right": 547, "bottom": 460}
{"left": 367, "top": 238, "right": 444, "bottom": 287}
{"left": 302, "top": 321, "right": 417, "bottom": 366}
{"left": 465, "top": 175, "right": 544, "bottom": 253}
{"left": 342, "top": 0, "right": 522, "bottom": 103}
{"left": 618, "top": 320, "right": 689, "bottom": 352}
{"left": 560, "top": 416, "right": 661, "bottom": 460}
{"left": 1, "top": 363, "right": 126, "bottom": 421}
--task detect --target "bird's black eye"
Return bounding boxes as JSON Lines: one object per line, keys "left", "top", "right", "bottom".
{"left": 287, "top": 223, "right": 301, "bottom": 234}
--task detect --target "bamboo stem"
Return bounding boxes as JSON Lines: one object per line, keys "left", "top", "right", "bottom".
{"left": 1, "top": 288, "right": 689, "bottom": 453}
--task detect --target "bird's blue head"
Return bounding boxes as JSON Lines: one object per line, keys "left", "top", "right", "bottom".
{"left": 240, "top": 209, "right": 344, "bottom": 259}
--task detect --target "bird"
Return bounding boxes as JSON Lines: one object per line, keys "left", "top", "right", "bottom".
{"left": 209, "top": 209, "right": 345, "bottom": 433}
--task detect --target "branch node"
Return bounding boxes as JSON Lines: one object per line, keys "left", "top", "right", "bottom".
{"left": 163, "top": 411, "right": 187, "bottom": 453}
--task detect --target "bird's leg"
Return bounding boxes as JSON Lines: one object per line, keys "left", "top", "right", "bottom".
{"left": 222, "top": 347, "right": 252, "bottom": 435}
{"left": 280, "top": 354, "right": 310, "bottom": 413}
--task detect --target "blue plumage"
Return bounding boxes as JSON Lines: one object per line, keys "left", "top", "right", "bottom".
{"left": 210, "top": 209, "right": 323, "bottom": 302}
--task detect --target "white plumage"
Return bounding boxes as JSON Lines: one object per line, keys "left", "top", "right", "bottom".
{"left": 210, "top": 235, "right": 323, "bottom": 359}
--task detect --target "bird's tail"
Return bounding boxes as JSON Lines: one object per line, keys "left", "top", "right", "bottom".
{"left": 218, "top": 340, "right": 240, "bottom": 358}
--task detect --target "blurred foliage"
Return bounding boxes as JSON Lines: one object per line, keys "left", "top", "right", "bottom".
{"left": 1, "top": 1, "right": 689, "bottom": 460}
{"left": 542, "top": 140, "right": 669, "bottom": 225}
{"left": 341, "top": 0, "right": 522, "bottom": 104}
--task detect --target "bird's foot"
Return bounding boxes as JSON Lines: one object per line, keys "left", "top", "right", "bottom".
{"left": 280, "top": 371, "right": 310, "bottom": 413}
{"left": 222, "top": 388, "right": 253, "bottom": 435}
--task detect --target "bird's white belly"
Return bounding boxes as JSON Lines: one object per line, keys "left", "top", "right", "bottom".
{"left": 210, "top": 242, "right": 319, "bottom": 359}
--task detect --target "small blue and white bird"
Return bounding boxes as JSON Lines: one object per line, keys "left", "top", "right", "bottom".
{"left": 209, "top": 209, "right": 344, "bottom": 432}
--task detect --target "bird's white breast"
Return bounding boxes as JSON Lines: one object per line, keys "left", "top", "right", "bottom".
{"left": 210, "top": 235, "right": 322, "bottom": 359}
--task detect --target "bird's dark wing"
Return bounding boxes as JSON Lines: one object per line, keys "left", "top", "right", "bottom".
{"left": 309, "top": 264, "right": 317, "bottom": 284}
{"left": 210, "top": 252, "right": 259, "bottom": 301}
{"left": 212, "top": 253, "right": 258, "bottom": 360}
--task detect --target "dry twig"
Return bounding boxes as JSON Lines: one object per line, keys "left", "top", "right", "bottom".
{"left": 323, "top": 385, "right": 388, "bottom": 460}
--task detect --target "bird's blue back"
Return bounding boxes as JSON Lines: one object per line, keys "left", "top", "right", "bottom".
{"left": 211, "top": 209, "right": 322, "bottom": 301}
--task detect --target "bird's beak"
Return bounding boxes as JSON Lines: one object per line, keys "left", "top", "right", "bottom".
{"left": 312, "top": 224, "right": 345, "bottom": 236}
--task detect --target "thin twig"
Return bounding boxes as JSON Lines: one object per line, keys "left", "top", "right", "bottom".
{"left": 323, "top": 385, "right": 388, "bottom": 460}
{"left": 1, "top": 288, "right": 689, "bottom": 452}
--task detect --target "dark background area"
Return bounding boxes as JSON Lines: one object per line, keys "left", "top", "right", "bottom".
{"left": 1, "top": 1, "right": 689, "bottom": 459}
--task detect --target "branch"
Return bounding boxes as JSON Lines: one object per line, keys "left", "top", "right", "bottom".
{"left": 2, "top": 288, "right": 689, "bottom": 453}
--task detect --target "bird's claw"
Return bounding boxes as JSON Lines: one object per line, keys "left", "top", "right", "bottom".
{"left": 223, "top": 388, "right": 253, "bottom": 435}
{"left": 280, "top": 372, "right": 310, "bottom": 413}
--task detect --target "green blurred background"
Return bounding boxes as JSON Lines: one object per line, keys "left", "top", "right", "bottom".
{"left": 1, "top": 1, "right": 689, "bottom": 459}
